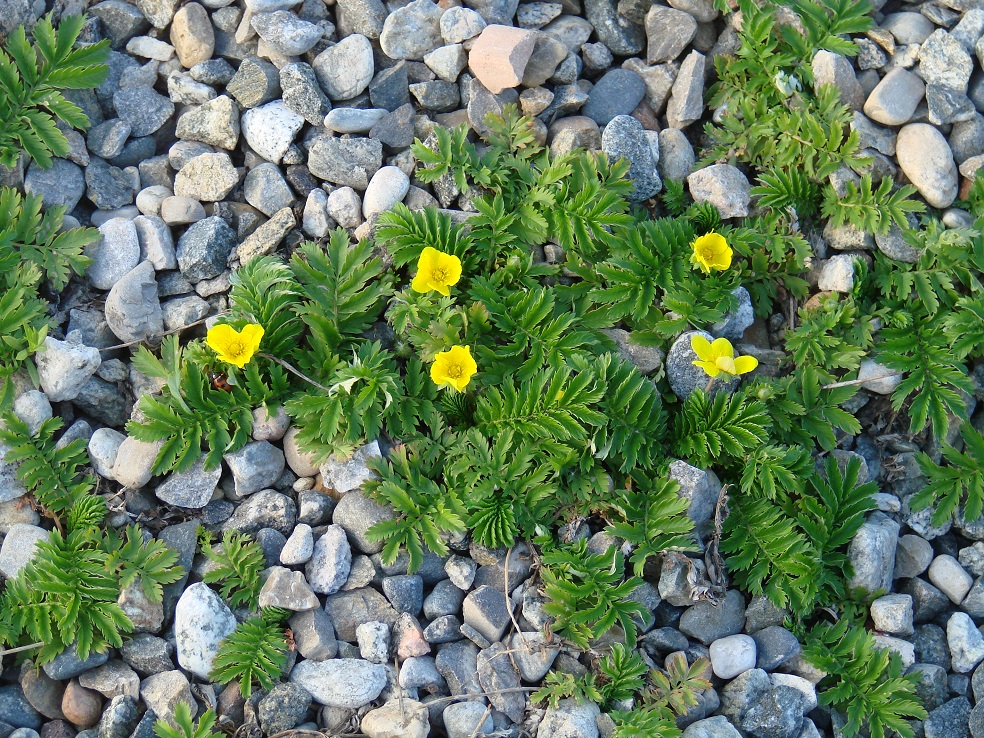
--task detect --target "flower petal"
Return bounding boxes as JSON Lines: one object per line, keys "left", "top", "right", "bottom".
{"left": 690, "top": 334, "right": 713, "bottom": 361}
{"left": 411, "top": 272, "right": 430, "bottom": 293}
{"left": 710, "top": 337, "right": 734, "bottom": 359}
{"left": 693, "top": 360, "right": 720, "bottom": 377}
{"left": 734, "top": 355, "right": 759, "bottom": 374}
{"left": 418, "top": 247, "right": 439, "bottom": 271}
{"left": 433, "top": 281, "right": 451, "bottom": 297}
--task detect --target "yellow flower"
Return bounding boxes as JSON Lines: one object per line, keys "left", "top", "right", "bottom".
{"left": 411, "top": 247, "right": 462, "bottom": 297}
{"left": 206, "top": 323, "right": 264, "bottom": 368}
{"left": 690, "top": 232, "right": 733, "bottom": 274}
{"left": 691, "top": 335, "right": 758, "bottom": 379}
{"left": 430, "top": 345, "right": 477, "bottom": 391}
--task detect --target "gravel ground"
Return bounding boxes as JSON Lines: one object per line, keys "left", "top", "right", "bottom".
{"left": 3, "top": 0, "right": 984, "bottom": 736}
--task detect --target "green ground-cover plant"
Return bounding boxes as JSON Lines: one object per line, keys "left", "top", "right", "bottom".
{"left": 0, "top": 14, "right": 105, "bottom": 408}
{"left": 0, "top": 413, "right": 181, "bottom": 663}
{"left": 209, "top": 607, "right": 290, "bottom": 697}
{"left": 154, "top": 703, "right": 220, "bottom": 738}
{"left": 198, "top": 529, "right": 266, "bottom": 610}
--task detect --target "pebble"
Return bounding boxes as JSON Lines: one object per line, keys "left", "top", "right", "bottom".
{"left": 170, "top": 3, "right": 214, "bottom": 68}
{"left": 113, "top": 87, "right": 175, "bottom": 138}
{"left": 258, "top": 683, "right": 311, "bottom": 735}
{"left": 813, "top": 49, "right": 864, "bottom": 110}
{"left": 0, "top": 524, "right": 50, "bottom": 579}
{"left": 289, "top": 659, "right": 387, "bottom": 708}
{"left": 61, "top": 681, "right": 101, "bottom": 729}
{"left": 469, "top": 25, "right": 537, "bottom": 93}
{"left": 251, "top": 11, "right": 323, "bottom": 56}
{"left": 105, "top": 261, "right": 164, "bottom": 344}
{"left": 24, "top": 159, "right": 86, "bottom": 212}
{"left": 667, "top": 51, "right": 706, "bottom": 128}
{"left": 87, "top": 218, "right": 141, "bottom": 291}
{"left": 244, "top": 162, "right": 295, "bottom": 216}
{"left": 325, "top": 108, "right": 389, "bottom": 133}
{"left": 321, "top": 440, "right": 382, "bottom": 494}
{"left": 710, "top": 635, "right": 757, "bottom": 679}
{"left": 646, "top": 5, "right": 697, "bottom": 64}
{"left": 602, "top": 115, "right": 661, "bottom": 202}
{"left": 173, "top": 153, "right": 240, "bottom": 202}
{"left": 280, "top": 523, "right": 314, "bottom": 565}
{"left": 43, "top": 643, "right": 109, "bottom": 681}
{"left": 154, "top": 456, "right": 221, "bottom": 508}
{"left": 362, "top": 700, "right": 429, "bottom": 738}
{"left": 864, "top": 68, "right": 925, "bottom": 125}
{"left": 818, "top": 254, "right": 857, "bottom": 293}
{"left": 679, "top": 590, "right": 746, "bottom": 645}
{"left": 93, "top": 695, "right": 139, "bottom": 738}
{"left": 139, "top": 672, "right": 192, "bottom": 727}
{"left": 871, "top": 594, "right": 915, "bottom": 636}
{"left": 683, "top": 717, "right": 742, "bottom": 738}
{"left": 442, "top": 702, "right": 494, "bottom": 738}
{"left": 36, "top": 337, "right": 101, "bottom": 403}
{"left": 288, "top": 609, "right": 338, "bottom": 660}
{"left": 356, "top": 621, "right": 391, "bottom": 663}
{"left": 539, "top": 699, "right": 600, "bottom": 738}
{"left": 424, "top": 44, "right": 468, "bottom": 82}
{"left": 896, "top": 123, "right": 959, "bottom": 209}
{"left": 926, "top": 697, "right": 972, "bottom": 738}
{"left": 687, "top": 163, "right": 751, "bottom": 218}
{"left": 176, "top": 216, "right": 238, "bottom": 283}
{"left": 949, "top": 612, "right": 984, "bottom": 673}
{"left": 462, "top": 585, "right": 513, "bottom": 643}
{"left": 751, "top": 625, "right": 801, "bottom": 670}
{"left": 175, "top": 95, "right": 241, "bottom": 150}
{"left": 308, "top": 137, "right": 383, "bottom": 189}
{"left": 380, "top": 0, "right": 446, "bottom": 60}
{"left": 313, "top": 34, "right": 374, "bottom": 100}
{"left": 226, "top": 56, "right": 281, "bottom": 108}
{"left": 583, "top": 68, "right": 646, "bottom": 125}
{"left": 160, "top": 196, "right": 207, "bottom": 225}
{"left": 174, "top": 582, "right": 238, "bottom": 680}
{"left": 242, "top": 100, "right": 305, "bottom": 164}
{"left": 363, "top": 166, "right": 410, "bottom": 219}
{"left": 929, "top": 554, "right": 975, "bottom": 604}
{"left": 919, "top": 29, "right": 973, "bottom": 92}
{"left": 280, "top": 62, "right": 331, "bottom": 126}
{"left": 258, "top": 566, "right": 320, "bottom": 610}
{"left": 306, "top": 525, "right": 352, "bottom": 594}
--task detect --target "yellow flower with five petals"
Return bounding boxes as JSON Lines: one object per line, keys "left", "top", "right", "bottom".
{"left": 206, "top": 323, "right": 264, "bottom": 368}
{"left": 691, "top": 335, "right": 758, "bottom": 379}
{"left": 430, "top": 345, "right": 477, "bottom": 391}
{"left": 411, "top": 247, "right": 462, "bottom": 297}
{"left": 690, "top": 232, "right": 732, "bottom": 274}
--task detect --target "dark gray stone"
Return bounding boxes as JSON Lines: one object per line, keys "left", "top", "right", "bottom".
{"left": 24, "top": 159, "right": 85, "bottom": 213}
{"left": 176, "top": 216, "right": 237, "bottom": 283}
{"left": 601, "top": 114, "right": 660, "bottom": 202}
{"left": 288, "top": 608, "right": 338, "bottom": 661}
{"left": 324, "top": 587, "right": 399, "bottom": 642}
{"left": 909, "top": 663, "right": 949, "bottom": 712}
{"left": 740, "top": 686, "right": 804, "bottom": 738}
{"left": 914, "top": 624, "right": 951, "bottom": 671}
{"left": 0, "top": 687, "right": 41, "bottom": 730}
{"left": 928, "top": 84, "right": 977, "bottom": 125}
{"left": 220, "top": 489, "right": 296, "bottom": 536}
{"left": 369, "top": 63, "right": 411, "bottom": 111}
{"left": 89, "top": 1, "right": 149, "bottom": 48}
{"left": 382, "top": 575, "right": 424, "bottom": 616}
{"left": 582, "top": 69, "right": 646, "bottom": 125}
{"left": 88, "top": 119, "right": 130, "bottom": 159}
{"left": 370, "top": 103, "right": 415, "bottom": 148}
{"left": 435, "top": 641, "right": 482, "bottom": 697}
{"left": 85, "top": 158, "right": 135, "bottom": 211}
{"left": 751, "top": 626, "right": 801, "bottom": 670}
{"left": 95, "top": 696, "right": 139, "bottom": 738}
{"left": 307, "top": 137, "right": 383, "bottom": 189}
{"left": 679, "top": 590, "right": 745, "bottom": 645}
{"left": 42, "top": 643, "right": 110, "bottom": 681}
{"left": 423, "top": 578, "right": 466, "bottom": 620}
{"left": 190, "top": 59, "right": 236, "bottom": 86}
{"left": 281, "top": 62, "right": 331, "bottom": 127}
{"left": 584, "top": 0, "right": 645, "bottom": 55}
{"left": 119, "top": 635, "right": 175, "bottom": 676}
{"left": 423, "top": 615, "right": 463, "bottom": 643}
{"left": 409, "top": 80, "right": 460, "bottom": 111}
{"left": 901, "top": 578, "right": 951, "bottom": 624}
{"left": 227, "top": 56, "right": 282, "bottom": 109}
{"left": 258, "top": 683, "right": 311, "bottom": 735}
{"left": 331, "top": 491, "right": 396, "bottom": 554}
{"left": 255, "top": 528, "right": 288, "bottom": 567}
{"left": 477, "top": 643, "right": 524, "bottom": 722}
{"left": 113, "top": 87, "right": 174, "bottom": 137}
{"left": 925, "top": 697, "right": 971, "bottom": 738}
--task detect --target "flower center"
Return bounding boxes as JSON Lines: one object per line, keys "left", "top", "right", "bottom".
{"left": 227, "top": 340, "right": 245, "bottom": 358}
{"left": 698, "top": 245, "right": 715, "bottom": 262}
{"left": 446, "top": 363, "right": 463, "bottom": 378}
{"left": 432, "top": 267, "right": 449, "bottom": 283}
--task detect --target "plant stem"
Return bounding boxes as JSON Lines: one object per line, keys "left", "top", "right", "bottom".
{"left": 0, "top": 641, "right": 44, "bottom": 657}
{"left": 258, "top": 354, "right": 331, "bottom": 393}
